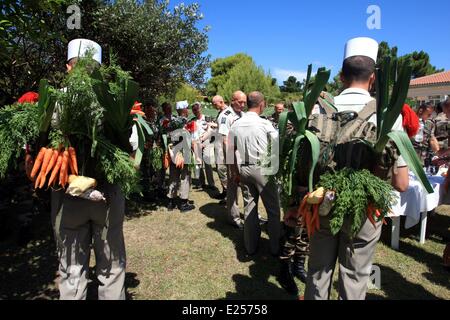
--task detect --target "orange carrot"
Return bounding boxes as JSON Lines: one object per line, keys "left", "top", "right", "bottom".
{"left": 39, "top": 148, "right": 54, "bottom": 176}
{"left": 366, "top": 206, "right": 377, "bottom": 228}
{"left": 298, "top": 195, "right": 308, "bottom": 225}
{"left": 68, "top": 147, "right": 78, "bottom": 175}
{"left": 59, "top": 150, "right": 69, "bottom": 187}
{"left": 48, "top": 154, "right": 63, "bottom": 188}
{"left": 34, "top": 173, "right": 41, "bottom": 189}
{"left": 68, "top": 156, "right": 74, "bottom": 175}
{"left": 43, "top": 149, "right": 59, "bottom": 178}
{"left": 35, "top": 148, "right": 54, "bottom": 189}
{"left": 63, "top": 164, "right": 69, "bottom": 187}
{"left": 313, "top": 204, "right": 320, "bottom": 233}
{"left": 30, "top": 147, "right": 46, "bottom": 179}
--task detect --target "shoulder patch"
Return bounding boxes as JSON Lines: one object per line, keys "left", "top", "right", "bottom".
{"left": 221, "top": 117, "right": 227, "bottom": 124}
{"left": 224, "top": 110, "right": 232, "bottom": 116}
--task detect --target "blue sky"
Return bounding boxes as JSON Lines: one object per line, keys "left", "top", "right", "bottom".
{"left": 173, "top": 0, "right": 450, "bottom": 83}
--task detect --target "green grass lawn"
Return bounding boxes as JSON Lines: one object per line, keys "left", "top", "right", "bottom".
{"left": 0, "top": 171, "right": 449, "bottom": 300}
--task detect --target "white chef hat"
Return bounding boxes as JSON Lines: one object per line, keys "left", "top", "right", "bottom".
{"left": 67, "top": 38, "right": 102, "bottom": 64}
{"left": 344, "top": 37, "right": 379, "bottom": 63}
{"left": 176, "top": 100, "right": 189, "bottom": 110}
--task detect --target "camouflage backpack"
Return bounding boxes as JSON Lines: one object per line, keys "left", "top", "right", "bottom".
{"left": 296, "top": 98, "right": 398, "bottom": 186}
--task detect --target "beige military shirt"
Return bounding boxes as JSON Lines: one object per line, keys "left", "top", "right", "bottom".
{"left": 229, "top": 112, "right": 279, "bottom": 166}
{"left": 218, "top": 106, "right": 241, "bottom": 137}
{"left": 334, "top": 88, "right": 407, "bottom": 167}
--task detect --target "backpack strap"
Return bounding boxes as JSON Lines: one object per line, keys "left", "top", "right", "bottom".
{"left": 336, "top": 100, "right": 377, "bottom": 145}
{"left": 357, "top": 100, "right": 377, "bottom": 121}
{"left": 317, "top": 92, "right": 337, "bottom": 115}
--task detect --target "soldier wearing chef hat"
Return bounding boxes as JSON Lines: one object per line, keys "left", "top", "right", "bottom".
{"left": 50, "top": 39, "right": 128, "bottom": 300}
{"left": 165, "top": 100, "right": 195, "bottom": 212}
{"left": 304, "top": 37, "right": 409, "bottom": 300}
{"left": 66, "top": 38, "right": 102, "bottom": 71}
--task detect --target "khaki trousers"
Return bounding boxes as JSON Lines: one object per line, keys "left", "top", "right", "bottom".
{"left": 217, "top": 164, "right": 228, "bottom": 190}
{"left": 51, "top": 184, "right": 126, "bottom": 300}
{"left": 199, "top": 163, "right": 215, "bottom": 187}
{"left": 239, "top": 165, "right": 281, "bottom": 256}
{"left": 167, "top": 163, "right": 191, "bottom": 200}
{"left": 227, "top": 165, "right": 242, "bottom": 225}
{"left": 304, "top": 214, "right": 382, "bottom": 300}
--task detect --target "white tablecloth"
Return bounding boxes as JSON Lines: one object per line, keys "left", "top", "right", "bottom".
{"left": 391, "top": 173, "right": 445, "bottom": 229}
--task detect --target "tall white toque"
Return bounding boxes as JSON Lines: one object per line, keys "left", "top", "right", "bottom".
{"left": 344, "top": 37, "right": 379, "bottom": 63}
{"left": 67, "top": 38, "right": 102, "bottom": 64}
{"left": 176, "top": 100, "right": 189, "bottom": 110}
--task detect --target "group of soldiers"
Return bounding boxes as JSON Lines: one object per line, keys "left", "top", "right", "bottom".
{"left": 38, "top": 36, "right": 449, "bottom": 301}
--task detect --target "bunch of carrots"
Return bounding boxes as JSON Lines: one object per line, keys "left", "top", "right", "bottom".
{"left": 366, "top": 204, "right": 387, "bottom": 227}
{"left": 30, "top": 146, "right": 78, "bottom": 189}
{"left": 298, "top": 194, "right": 321, "bottom": 238}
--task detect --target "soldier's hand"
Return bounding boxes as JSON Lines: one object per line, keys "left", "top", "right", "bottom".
{"left": 284, "top": 208, "right": 300, "bottom": 228}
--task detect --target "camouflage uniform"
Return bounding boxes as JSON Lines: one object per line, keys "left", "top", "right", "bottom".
{"left": 273, "top": 121, "right": 309, "bottom": 296}
{"left": 267, "top": 112, "right": 280, "bottom": 129}
{"left": 412, "top": 119, "right": 436, "bottom": 165}
{"left": 279, "top": 214, "right": 310, "bottom": 261}
{"left": 141, "top": 119, "right": 160, "bottom": 196}
{"left": 434, "top": 113, "right": 450, "bottom": 151}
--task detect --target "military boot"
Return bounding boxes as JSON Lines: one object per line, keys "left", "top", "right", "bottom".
{"left": 167, "top": 198, "right": 177, "bottom": 211}
{"left": 292, "top": 255, "right": 307, "bottom": 283}
{"left": 277, "top": 259, "right": 299, "bottom": 296}
{"left": 179, "top": 199, "right": 195, "bottom": 212}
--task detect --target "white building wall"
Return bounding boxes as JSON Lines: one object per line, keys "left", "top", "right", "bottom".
{"left": 408, "top": 85, "right": 450, "bottom": 102}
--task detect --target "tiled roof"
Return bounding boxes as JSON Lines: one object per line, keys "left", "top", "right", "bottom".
{"left": 410, "top": 71, "right": 450, "bottom": 87}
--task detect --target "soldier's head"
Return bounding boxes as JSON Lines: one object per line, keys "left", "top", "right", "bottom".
{"left": 340, "top": 56, "right": 376, "bottom": 91}
{"left": 275, "top": 103, "right": 285, "bottom": 115}
{"left": 161, "top": 102, "right": 172, "bottom": 117}
{"left": 212, "top": 95, "right": 226, "bottom": 111}
{"left": 417, "top": 102, "right": 434, "bottom": 121}
{"left": 443, "top": 98, "right": 450, "bottom": 117}
{"left": 247, "top": 91, "right": 266, "bottom": 115}
{"left": 177, "top": 108, "right": 189, "bottom": 118}
{"left": 231, "top": 91, "right": 247, "bottom": 114}
{"left": 340, "top": 37, "right": 378, "bottom": 92}
{"left": 192, "top": 102, "right": 202, "bottom": 118}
